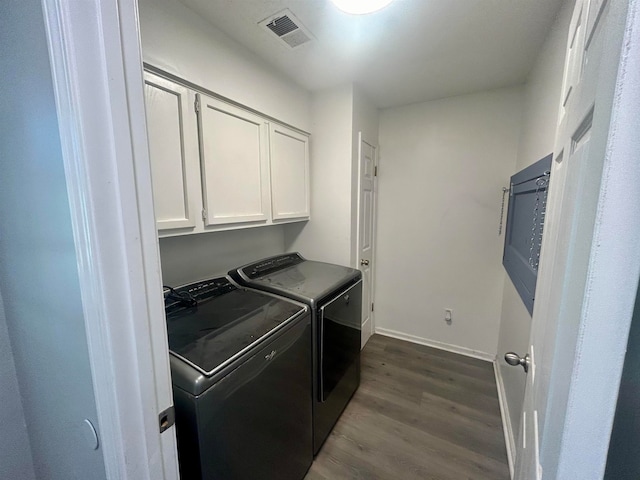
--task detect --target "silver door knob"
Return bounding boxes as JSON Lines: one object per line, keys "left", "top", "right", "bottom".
{"left": 360, "top": 259, "right": 369, "bottom": 266}
{"left": 504, "top": 352, "right": 530, "bottom": 373}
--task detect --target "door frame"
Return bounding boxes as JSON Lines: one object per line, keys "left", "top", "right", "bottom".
{"left": 355, "top": 132, "right": 379, "bottom": 346}
{"left": 37, "top": 0, "right": 640, "bottom": 478}
{"left": 41, "top": 0, "right": 178, "bottom": 478}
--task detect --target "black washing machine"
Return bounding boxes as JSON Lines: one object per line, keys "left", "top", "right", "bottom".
{"left": 164, "top": 276, "right": 312, "bottom": 480}
{"left": 229, "top": 253, "right": 362, "bottom": 454}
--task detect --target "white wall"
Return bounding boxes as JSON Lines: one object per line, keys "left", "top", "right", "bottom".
{"left": 138, "top": 0, "right": 310, "bottom": 130}
{"left": 285, "top": 85, "right": 355, "bottom": 266}
{"left": 495, "top": 0, "right": 574, "bottom": 448}
{"left": 138, "top": 0, "right": 313, "bottom": 281}
{"left": 0, "top": 293, "right": 35, "bottom": 480}
{"left": 284, "top": 84, "right": 379, "bottom": 267}
{"left": 375, "top": 87, "right": 523, "bottom": 357}
{"left": 159, "top": 226, "right": 285, "bottom": 286}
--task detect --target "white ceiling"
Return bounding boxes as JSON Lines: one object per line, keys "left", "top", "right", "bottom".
{"left": 178, "top": 0, "right": 564, "bottom": 108}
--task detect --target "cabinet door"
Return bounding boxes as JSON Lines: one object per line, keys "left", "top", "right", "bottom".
{"left": 198, "top": 95, "right": 269, "bottom": 226}
{"left": 143, "top": 72, "right": 198, "bottom": 230}
{"left": 269, "top": 124, "right": 310, "bottom": 221}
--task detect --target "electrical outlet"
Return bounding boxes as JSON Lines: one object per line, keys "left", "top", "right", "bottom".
{"left": 444, "top": 308, "right": 453, "bottom": 324}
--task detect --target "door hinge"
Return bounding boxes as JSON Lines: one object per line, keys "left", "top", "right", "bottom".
{"left": 158, "top": 406, "right": 175, "bottom": 434}
{"left": 202, "top": 209, "right": 207, "bottom": 221}
{"left": 194, "top": 96, "right": 200, "bottom": 114}
{"left": 371, "top": 302, "right": 374, "bottom": 312}
{"left": 374, "top": 165, "right": 378, "bottom": 177}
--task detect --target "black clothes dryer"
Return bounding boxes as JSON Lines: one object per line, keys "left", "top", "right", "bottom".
{"left": 229, "top": 253, "right": 362, "bottom": 454}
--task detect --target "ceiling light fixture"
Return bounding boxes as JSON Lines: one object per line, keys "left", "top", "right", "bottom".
{"left": 329, "top": 0, "right": 395, "bottom": 15}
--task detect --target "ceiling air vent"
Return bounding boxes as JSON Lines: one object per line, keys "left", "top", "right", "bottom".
{"left": 259, "top": 9, "right": 313, "bottom": 48}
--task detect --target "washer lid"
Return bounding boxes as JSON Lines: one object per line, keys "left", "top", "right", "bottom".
{"left": 232, "top": 253, "right": 361, "bottom": 302}
{"left": 165, "top": 277, "right": 305, "bottom": 376}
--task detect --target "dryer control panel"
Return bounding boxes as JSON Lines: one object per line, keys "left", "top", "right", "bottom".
{"left": 241, "top": 253, "right": 305, "bottom": 279}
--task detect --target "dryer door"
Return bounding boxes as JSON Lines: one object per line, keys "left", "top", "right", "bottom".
{"left": 319, "top": 281, "right": 362, "bottom": 402}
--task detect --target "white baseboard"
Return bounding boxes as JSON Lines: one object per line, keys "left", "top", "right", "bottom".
{"left": 494, "top": 361, "right": 516, "bottom": 479}
{"left": 374, "top": 327, "right": 496, "bottom": 362}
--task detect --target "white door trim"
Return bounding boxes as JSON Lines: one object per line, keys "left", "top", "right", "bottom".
{"left": 41, "top": 0, "right": 178, "bottom": 478}
{"left": 371, "top": 139, "right": 379, "bottom": 337}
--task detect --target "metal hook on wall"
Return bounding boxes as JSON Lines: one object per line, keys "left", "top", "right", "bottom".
{"left": 498, "top": 186, "right": 510, "bottom": 236}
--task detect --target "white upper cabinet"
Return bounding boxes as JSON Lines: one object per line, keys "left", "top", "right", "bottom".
{"left": 143, "top": 69, "right": 310, "bottom": 236}
{"left": 269, "top": 124, "right": 310, "bottom": 221}
{"left": 197, "top": 94, "right": 270, "bottom": 226}
{"left": 143, "top": 72, "right": 199, "bottom": 230}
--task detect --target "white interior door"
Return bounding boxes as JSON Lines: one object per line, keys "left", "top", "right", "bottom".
{"left": 357, "top": 133, "right": 377, "bottom": 347}
{"left": 513, "top": 0, "right": 630, "bottom": 478}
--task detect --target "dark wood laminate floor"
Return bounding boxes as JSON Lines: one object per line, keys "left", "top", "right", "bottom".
{"left": 305, "top": 334, "right": 510, "bottom": 480}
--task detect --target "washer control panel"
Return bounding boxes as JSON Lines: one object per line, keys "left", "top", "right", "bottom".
{"left": 164, "top": 277, "right": 235, "bottom": 312}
